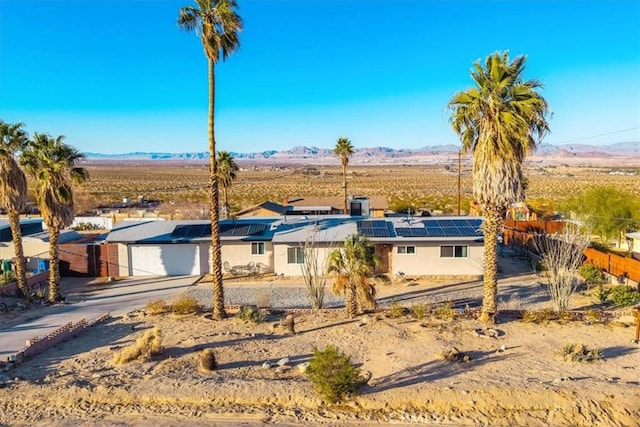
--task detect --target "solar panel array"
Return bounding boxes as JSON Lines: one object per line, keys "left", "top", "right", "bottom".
{"left": 357, "top": 220, "right": 394, "bottom": 238}
{"left": 397, "top": 218, "right": 483, "bottom": 238}
{"left": 172, "top": 224, "right": 211, "bottom": 238}
{"left": 172, "top": 223, "right": 267, "bottom": 239}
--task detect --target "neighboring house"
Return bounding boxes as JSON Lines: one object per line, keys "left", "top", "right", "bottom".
{"left": 0, "top": 218, "right": 84, "bottom": 272}
{"left": 236, "top": 196, "right": 388, "bottom": 218}
{"left": 105, "top": 216, "right": 484, "bottom": 279}
{"left": 235, "top": 202, "right": 290, "bottom": 218}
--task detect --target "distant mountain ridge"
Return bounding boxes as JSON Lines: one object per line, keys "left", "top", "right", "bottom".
{"left": 84, "top": 142, "right": 640, "bottom": 164}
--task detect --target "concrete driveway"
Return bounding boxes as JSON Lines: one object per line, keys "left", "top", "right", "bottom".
{"left": 0, "top": 275, "right": 199, "bottom": 361}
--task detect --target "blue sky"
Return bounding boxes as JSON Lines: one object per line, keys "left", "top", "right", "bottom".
{"left": 1, "top": 0, "right": 639, "bottom": 154}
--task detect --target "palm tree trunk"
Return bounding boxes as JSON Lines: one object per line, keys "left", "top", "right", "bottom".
{"left": 348, "top": 281, "right": 358, "bottom": 318}
{"left": 479, "top": 205, "right": 502, "bottom": 323}
{"left": 208, "top": 59, "right": 226, "bottom": 320}
{"left": 342, "top": 162, "right": 348, "bottom": 214}
{"left": 47, "top": 227, "right": 62, "bottom": 303}
{"left": 221, "top": 186, "right": 229, "bottom": 220}
{"left": 8, "top": 209, "right": 29, "bottom": 299}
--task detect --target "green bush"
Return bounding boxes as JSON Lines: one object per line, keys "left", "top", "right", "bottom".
{"left": 579, "top": 264, "right": 605, "bottom": 286}
{"left": 609, "top": 285, "right": 640, "bottom": 307}
{"left": 306, "top": 345, "right": 365, "bottom": 404}
{"left": 411, "top": 302, "right": 430, "bottom": 320}
{"left": 237, "top": 305, "right": 265, "bottom": 323}
{"left": 593, "top": 285, "right": 612, "bottom": 305}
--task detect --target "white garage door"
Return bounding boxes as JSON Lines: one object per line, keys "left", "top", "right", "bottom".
{"left": 129, "top": 244, "right": 200, "bottom": 276}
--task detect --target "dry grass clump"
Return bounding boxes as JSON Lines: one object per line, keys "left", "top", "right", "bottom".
{"left": 522, "top": 308, "right": 556, "bottom": 323}
{"left": 559, "top": 343, "right": 602, "bottom": 363}
{"left": 411, "top": 302, "right": 430, "bottom": 320}
{"left": 433, "top": 301, "right": 455, "bottom": 320}
{"left": 112, "top": 328, "right": 163, "bottom": 364}
{"left": 145, "top": 299, "right": 169, "bottom": 315}
{"left": 440, "top": 347, "right": 471, "bottom": 363}
{"left": 385, "top": 298, "right": 406, "bottom": 318}
{"left": 171, "top": 295, "right": 200, "bottom": 315}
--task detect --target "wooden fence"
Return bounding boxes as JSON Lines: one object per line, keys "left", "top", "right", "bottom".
{"left": 503, "top": 220, "right": 640, "bottom": 283}
{"left": 583, "top": 248, "right": 640, "bottom": 283}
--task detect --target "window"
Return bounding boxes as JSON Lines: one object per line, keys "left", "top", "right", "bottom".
{"left": 287, "top": 247, "right": 304, "bottom": 264}
{"left": 397, "top": 246, "right": 416, "bottom": 254}
{"left": 440, "top": 245, "right": 468, "bottom": 258}
{"left": 251, "top": 242, "right": 265, "bottom": 255}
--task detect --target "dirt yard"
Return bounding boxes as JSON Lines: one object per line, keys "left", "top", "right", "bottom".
{"left": 1, "top": 300, "right": 639, "bottom": 425}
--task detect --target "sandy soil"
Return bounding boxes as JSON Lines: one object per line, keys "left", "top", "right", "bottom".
{"left": 1, "top": 304, "right": 639, "bottom": 425}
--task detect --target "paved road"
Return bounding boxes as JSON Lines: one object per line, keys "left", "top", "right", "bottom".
{"left": 0, "top": 275, "right": 198, "bottom": 361}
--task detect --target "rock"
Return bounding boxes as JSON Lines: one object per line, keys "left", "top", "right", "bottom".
{"left": 276, "top": 357, "right": 290, "bottom": 367}
{"left": 296, "top": 362, "right": 310, "bottom": 373}
{"left": 261, "top": 361, "right": 272, "bottom": 369}
{"left": 497, "top": 344, "right": 506, "bottom": 353}
{"left": 360, "top": 370, "right": 372, "bottom": 384}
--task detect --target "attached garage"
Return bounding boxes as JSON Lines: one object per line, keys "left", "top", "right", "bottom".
{"left": 129, "top": 244, "right": 202, "bottom": 276}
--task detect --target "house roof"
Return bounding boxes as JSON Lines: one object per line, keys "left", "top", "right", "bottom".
{"left": 0, "top": 218, "right": 43, "bottom": 230}
{"left": 235, "top": 201, "right": 289, "bottom": 217}
{"left": 105, "top": 216, "right": 484, "bottom": 245}
{"left": 106, "top": 218, "right": 281, "bottom": 244}
{"left": 23, "top": 229, "right": 83, "bottom": 244}
{"left": 287, "top": 196, "right": 388, "bottom": 210}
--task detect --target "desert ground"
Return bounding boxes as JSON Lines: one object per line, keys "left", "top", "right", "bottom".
{"left": 1, "top": 257, "right": 639, "bottom": 426}
{"left": 75, "top": 162, "right": 640, "bottom": 218}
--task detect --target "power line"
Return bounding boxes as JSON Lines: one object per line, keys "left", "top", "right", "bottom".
{"left": 551, "top": 127, "right": 640, "bottom": 145}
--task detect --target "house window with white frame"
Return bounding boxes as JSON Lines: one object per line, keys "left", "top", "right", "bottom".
{"left": 440, "top": 245, "right": 468, "bottom": 258}
{"left": 397, "top": 246, "right": 416, "bottom": 254}
{"left": 287, "top": 247, "right": 304, "bottom": 264}
{"left": 251, "top": 242, "right": 265, "bottom": 255}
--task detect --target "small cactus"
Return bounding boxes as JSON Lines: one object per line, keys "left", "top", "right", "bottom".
{"left": 200, "top": 348, "right": 217, "bottom": 371}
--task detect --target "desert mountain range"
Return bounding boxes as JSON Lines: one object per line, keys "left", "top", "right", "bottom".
{"left": 85, "top": 141, "right": 639, "bottom": 165}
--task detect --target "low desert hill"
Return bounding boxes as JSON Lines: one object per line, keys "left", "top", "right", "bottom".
{"left": 84, "top": 142, "right": 640, "bottom": 166}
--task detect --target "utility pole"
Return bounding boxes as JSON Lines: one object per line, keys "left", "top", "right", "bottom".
{"left": 457, "top": 149, "right": 461, "bottom": 216}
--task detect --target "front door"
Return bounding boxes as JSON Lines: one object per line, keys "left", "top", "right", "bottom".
{"left": 374, "top": 244, "right": 391, "bottom": 273}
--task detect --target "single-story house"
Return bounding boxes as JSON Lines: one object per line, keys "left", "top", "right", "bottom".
{"left": 236, "top": 196, "right": 388, "bottom": 219}
{"left": 105, "top": 215, "right": 484, "bottom": 278}
{"left": 0, "top": 218, "right": 84, "bottom": 272}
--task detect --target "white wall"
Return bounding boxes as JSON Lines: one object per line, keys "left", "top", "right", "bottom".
{"left": 71, "top": 216, "right": 113, "bottom": 230}
{"left": 273, "top": 243, "right": 336, "bottom": 277}
{"left": 391, "top": 241, "right": 484, "bottom": 276}
{"left": 219, "top": 241, "right": 273, "bottom": 273}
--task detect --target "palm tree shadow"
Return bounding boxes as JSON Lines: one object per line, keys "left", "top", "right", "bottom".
{"left": 601, "top": 345, "right": 639, "bottom": 359}
{"left": 363, "top": 350, "right": 517, "bottom": 395}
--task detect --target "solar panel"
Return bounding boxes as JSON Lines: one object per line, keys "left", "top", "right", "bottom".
{"left": 172, "top": 225, "right": 189, "bottom": 238}
{"left": 396, "top": 227, "right": 429, "bottom": 237}
{"left": 220, "top": 223, "right": 266, "bottom": 237}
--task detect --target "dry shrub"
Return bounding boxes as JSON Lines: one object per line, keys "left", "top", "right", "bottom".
{"left": 112, "top": 328, "right": 163, "bottom": 364}
{"left": 433, "top": 301, "right": 455, "bottom": 320}
{"left": 583, "top": 309, "right": 607, "bottom": 323}
{"left": 171, "top": 295, "right": 199, "bottom": 315}
{"left": 411, "top": 302, "right": 430, "bottom": 320}
{"left": 146, "top": 299, "right": 169, "bottom": 315}
{"left": 385, "top": 298, "right": 405, "bottom": 318}
{"left": 200, "top": 349, "right": 217, "bottom": 371}
{"left": 440, "top": 347, "right": 470, "bottom": 363}
{"left": 559, "top": 343, "right": 602, "bottom": 363}
{"left": 522, "top": 308, "right": 556, "bottom": 323}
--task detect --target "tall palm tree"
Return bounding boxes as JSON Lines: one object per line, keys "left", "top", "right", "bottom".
{"left": 328, "top": 234, "right": 378, "bottom": 318}
{"left": 20, "top": 133, "right": 89, "bottom": 303}
{"left": 333, "top": 137, "right": 354, "bottom": 214}
{"left": 217, "top": 150, "right": 238, "bottom": 219}
{"left": 0, "top": 119, "right": 29, "bottom": 298}
{"left": 448, "top": 51, "right": 549, "bottom": 323}
{"left": 178, "top": 0, "right": 242, "bottom": 319}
